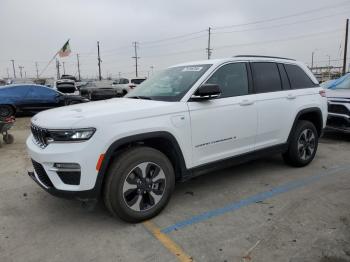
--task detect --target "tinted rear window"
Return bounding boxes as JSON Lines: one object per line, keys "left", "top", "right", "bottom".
{"left": 251, "top": 62, "right": 282, "bottom": 93}
{"left": 131, "top": 79, "right": 145, "bottom": 85}
{"left": 284, "top": 64, "right": 316, "bottom": 89}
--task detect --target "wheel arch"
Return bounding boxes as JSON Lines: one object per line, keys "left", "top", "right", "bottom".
{"left": 288, "top": 107, "right": 323, "bottom": 143}
{"left": 95, "top": 131, "right": 189, "bottom": 196}
{"left": 0, "top": 104, "right": 17, "bottom": 116}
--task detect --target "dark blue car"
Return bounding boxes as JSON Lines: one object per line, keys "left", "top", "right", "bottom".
{"left": 0, "top": 84, "right": 89, "bottom": 117}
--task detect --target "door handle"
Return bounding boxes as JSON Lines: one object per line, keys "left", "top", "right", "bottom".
{"left": 286, "top": 94, "right": 296, "bottom": 100}
{"left": 239, "top": 99, "right": 254, "bottom": 106}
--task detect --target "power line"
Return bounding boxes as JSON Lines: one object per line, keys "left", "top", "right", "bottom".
{"left": 212, "top": 9, "right": 350, "bottom": 35}
{"left": 141, "top": 29, "right": 207, "bottom": 45}
{"left": 141, "top": 29, "right": 342, "bottom": 59}
{"left": 213, "top": 0, "right": 350, "bottom": 30}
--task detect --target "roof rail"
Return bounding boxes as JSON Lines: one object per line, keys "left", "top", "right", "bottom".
{"left": 234, "top": 55, "right": 295, "bottom": 61}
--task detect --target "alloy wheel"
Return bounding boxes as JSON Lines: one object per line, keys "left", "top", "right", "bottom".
{"left": 297, "top": 129, "right": 316, "bottom": 161}
{"left": 122, "top": 162, "right": 166, "bottom": 212}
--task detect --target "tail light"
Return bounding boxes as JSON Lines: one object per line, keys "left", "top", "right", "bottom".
{"left": 129, "top": 84, "right": 136, "bottom": 89}
{"left": 319, "top": 90, "right": 326, "bottom": 97}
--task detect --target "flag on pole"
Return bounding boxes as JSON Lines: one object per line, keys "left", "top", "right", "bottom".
{"left": 58, "top": 40, "right": 71, "bottom": 57}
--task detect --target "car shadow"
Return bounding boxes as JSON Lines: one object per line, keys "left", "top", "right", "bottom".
{"left": 321, "top": 131, "right": 350, "bottom": 142}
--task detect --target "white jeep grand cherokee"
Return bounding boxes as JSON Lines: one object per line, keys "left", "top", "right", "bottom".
{"left": 27, "top": 55, "right": 328, "bottom": 222}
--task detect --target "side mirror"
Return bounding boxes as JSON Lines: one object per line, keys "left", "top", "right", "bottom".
{"left": 191, "top": 84, "right": 221, "bottom": 101}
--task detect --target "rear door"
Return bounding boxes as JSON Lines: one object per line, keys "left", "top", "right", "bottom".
{"left": 251, "top": 62, "right": 295, "bottom": 149}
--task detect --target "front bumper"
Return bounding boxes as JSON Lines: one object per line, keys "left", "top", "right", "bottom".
{"left": 326, "top": 114, "right": 350, "bottom": 133}
{"left": 27, "top": 170, "right": 98, "bottom": 200}
{"left": 26, "top": 134, "right": 104, "bottom": 200}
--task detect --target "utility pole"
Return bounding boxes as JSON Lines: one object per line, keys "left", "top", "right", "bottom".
{"left": 56, "top": 59, "right": 61, "bottom": 79}
{"left": 97, "top": 41, "right": 102, "bottom": 80}
{"left": 150, "top": 65, "right": 154, "bottom": 75}
{"left": 35, "top": 62, "right": 39, "bottom": 78}
{"left": 76, "top": 54, "right": 81, "bottom": 81}
{"left": 118, "top": 72, "right": 121, "bottom": 78}
{"left": 25, "top": 71, "right": 27, "bottom": 78}
{"left": 18, "top": 66, "right": 24, "bottom": 78}
{"left": 10, "top": 60, "right": 16, "bottom": 78}
{"left": 206, "top": 27, "right": 212, "bottom": 60}
{"left": 342, "top": 18, "right": 349, "bottom": 75}
{"left": 62, "top": 62, "right": 66, "bottom": 75}
{"left": 132, "top": 41, "right": 140, "bottom": 77}
{"left": 311, "top": 51, "right": 315, "bottom": 69}
{"left": 327, "top": 55, "right": 331, "bottom": 79}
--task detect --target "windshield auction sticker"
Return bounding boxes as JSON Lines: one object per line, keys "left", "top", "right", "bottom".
{"left": 182, "top": 67, "right": 203, "bottom": 72}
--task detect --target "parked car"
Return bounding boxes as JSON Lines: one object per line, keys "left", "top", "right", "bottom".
{"left": 112, "top": 77, "right": 147, "bottom": 96}
{"left": 54, "top": 79, "right": 79, "bottom": 95}
{"left": 61, "top": 74, "right": 78, "bottom": 82}
{"left": 80, "top": 82, "right": 119, "bottom": 101}
{"left": 26, "top": 56, "right": 327, "bottom": 222}
{"left": 323, "top": 73, "right": 350, "bottom": 133}
{"left": 0, "top": 84, "right": 89, "bottom": 117}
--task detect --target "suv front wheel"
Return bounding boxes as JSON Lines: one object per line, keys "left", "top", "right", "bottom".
{"left": 283, "top": 120, "right": 318, "bottom": 167}
{"left": 103, "top": 147, "right": 175, "bottom": 222}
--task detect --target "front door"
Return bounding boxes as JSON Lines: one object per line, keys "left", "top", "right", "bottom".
{"left": 187, "top": 62, "right": 257, "bottom": 167}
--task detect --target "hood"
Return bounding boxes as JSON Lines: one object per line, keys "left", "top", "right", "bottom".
{"left": 326, "top": 89, "right": 350, "bottom": 99}
{"left": 31, "top": 98, "right": 185, "bottom": 129}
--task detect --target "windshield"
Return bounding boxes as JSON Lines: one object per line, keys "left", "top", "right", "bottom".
{"left": 131, "top": 78, "right": 146, "bottom": 85}
{"left": 126, "top": 64, "right": 212, "bottom": 101}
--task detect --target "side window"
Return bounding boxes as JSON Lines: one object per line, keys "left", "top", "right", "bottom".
{"left": 205, "top": 63, "right": 248, "bottom": 98}
{"left": 6, "top": 86, "right": 29, "bottom": 97}
{"left": 251, "top": 62, "right": 282, "bottom": 93}
{"left": 28, "top": 86, "right": 56, "bottom": 97}
{"left": 284, "top": 64, "right": 316, "bottom": 89}
{"left": 277, "top": 64, "right": 291, "bottom": 90}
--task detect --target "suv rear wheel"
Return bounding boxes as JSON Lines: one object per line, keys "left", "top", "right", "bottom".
{"left": 103, "top": 147, "right": 175, "bottom": 222}
{"left": 283, "top": 120, "right": 318, "bottom": 167}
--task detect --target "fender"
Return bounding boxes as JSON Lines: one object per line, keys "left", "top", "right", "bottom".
{"left": 94, "top": 131, "right": 189, "bottom": 196}
{"left": 287, "top": 107, "right": 323, "bottom": 143}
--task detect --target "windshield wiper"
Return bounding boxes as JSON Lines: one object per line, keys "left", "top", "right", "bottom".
{"left": 128, "top": 96, "right": 152, "bottom": 100}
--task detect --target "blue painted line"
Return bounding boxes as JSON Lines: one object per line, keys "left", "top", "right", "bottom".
{"left": 161, "top": 166, "right": 349, "bottom": 234}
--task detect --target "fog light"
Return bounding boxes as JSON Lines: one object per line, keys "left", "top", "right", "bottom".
{"left": 54, "top": 163, "right": 80, "bottom": 170}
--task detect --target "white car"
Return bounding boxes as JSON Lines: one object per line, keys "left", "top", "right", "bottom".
{"left": 112, "top": 77, "right": 146, "bottom": 96}
{"left": 54, "top": 79, "right": 79, "bottom": 95}
{"left": 26, "top": 56, "right": 327, "bottom": 222}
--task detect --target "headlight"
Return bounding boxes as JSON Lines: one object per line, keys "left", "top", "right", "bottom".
{"left": 46, "top": 128, "right": 96, "bottom": 143}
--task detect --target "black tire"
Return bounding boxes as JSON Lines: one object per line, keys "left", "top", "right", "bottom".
{"left": 69, "top": 101, "right": 80, "bottom": 105}
{"left": 3, "top": 134, "right": 14, "bottom": 144}
{"left": 122, "top": 90, "right": 128, "bottom": 96}
{"left": 103, "top": 147, "right": 175, "bottom": 222}
{"left": 283, "top": 120, "right": 318, "bottom": 167}
{"left": 0, "top": 105, "right": 15, "bottom": 118}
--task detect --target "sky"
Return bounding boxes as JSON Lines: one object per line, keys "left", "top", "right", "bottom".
{"left": 0, "top": 0, "right": 349, "bottom": 79}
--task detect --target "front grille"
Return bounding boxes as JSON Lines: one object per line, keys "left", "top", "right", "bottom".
{"left": 328, "top": 104, "right": 350, "bottom": 116}
{"left": 31, "top": 124, "right": 49, "bottom": 148}
{"left": 31, "top": 159, "right": 54, "bottom": 188}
